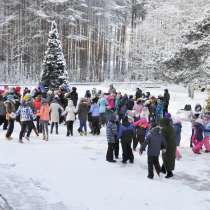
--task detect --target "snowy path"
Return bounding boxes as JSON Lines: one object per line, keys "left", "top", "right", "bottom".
{"left": 0, "top": 123, "right": 210, "bottom": 210}
{"left": 0, "top": 84, "right": 210, "bottom": 210}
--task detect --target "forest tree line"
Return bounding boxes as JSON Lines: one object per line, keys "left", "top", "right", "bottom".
{"left": 0, "top": 0, "right": 147, "bottom": 83}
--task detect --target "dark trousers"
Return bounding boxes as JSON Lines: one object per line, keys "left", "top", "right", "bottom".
{"left": 66, "top": 121, "right": 74, "bottom": 136}
{"left": 92, "top": 116, "right": 100, "bottom": 135}
{"left": 26, "top": 120, "right": 36, "bottom": 138}
{"left": 99, "top": 113, "right": 106, "bottom": 126}
{"left": 41, "top": 121, "right": 49, "bottom": 139}
{"left": 121, "top": 139, "right": 134, "bottom": 163}
{"left": 6, "top": 119, "right": 14, "bottom": 138}
{"left": 163, "top": 104, "right": 169, "bottom": 116}
{"left": 79, "top": 119, "right": 87, "bottom": 133}
{"left": 114, "top": 140, "right": 119, "bottom": 158}
{"left": 148, "top": 156, "right": 161, "bottom": 178}
{"left": 19, "top": 121, "right": 31, "bottom": 140}
{"left": 36, "top": 116, "right": 42, "bottom": 133}
{"left": 106, "top": 143, "right": 115, "bottom": 161}
{"left": 51, "top": 122, "right": 58, "bottom": 134}
{"left": 133, "top": 133, "right": 144, "bottom": 150}
{"left": 0, "top": 115, "right": 8, "bottom": 130}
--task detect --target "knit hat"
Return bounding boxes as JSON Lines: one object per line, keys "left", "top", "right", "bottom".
{"left": 165, "top": 112, "right": 172, "bottom": 119}
{"left": 23, "top": 94, "right": 31, "bottom": 102}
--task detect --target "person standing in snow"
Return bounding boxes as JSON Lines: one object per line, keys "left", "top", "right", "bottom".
{"left": 0, "top": 95, "right": 7, "bottom": 130}
{"left": 140, "top": 126, "right": 166, "bottom": 179}
{"left": 49, "top": 97, "right": 64, "bottom": 135}
{"left": 108, "top": 84, "right": 116, "bottom": 95}
{"left": 173, "top": 117, "right": 182, "bottom": 160}
{"left": 16, "top": 99, "right": 36, "bottom": 143}
{"left": 163, "top": 89, "right": 170, "bottom": 116}
{"left": 89, "top": 98, "right": 100, "bottom": 135}
{"left": 188, "top": 83, "right": 195, "bottom": 99}
{"left": 159, "top": 117, "right": 176, "bottom": 178}
{"left": 70, "top": 87, "right": 78, "bottom": 107}
{"left": 77, "top": 98, "right": 89, "bottom": 135}
{"left": 106, "top": 114, "right": 118, "bottom": 163}
{"left": 135, "top": 88, "right": 142, "bottom": 100}
{"left": 65, "top": 99, "right": 76, "bottom": 137}
{"left": 118, "top": 116, "right": 135, "bottom": 164}
{"left": 5, "top": 95, "right": 16, "bottom": 140}
{"left": 33, "top": 95, "right": 42, "bottom": 133}
{"left": 98, "top": 93, "right": 107, "bottom": 126}
{"left": 38, "top": 98, "right": 50, "bottom": 141}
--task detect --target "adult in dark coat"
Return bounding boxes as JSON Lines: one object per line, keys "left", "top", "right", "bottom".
{"left": 70, "top": 87, "right": 78, "bottom": 107}
{"left": 77, "top": 99, "right": 89, "bottom": 134}
{"left": 127, "top": 95, "right": 135, "bottom": 110}
{"left": 159, "top": 118, "right": 176, "bottom": 178}
{"left": 140, "top": 126, "right": 166, "bottom": 179}
{"left": 118, "top": 116, "right": 135, "bottom": 163}
{"left": 163, "top": 89, "right": 170, "bottom": 115}
{"left": 135, "top": 88, "right": 142, "bottom": 100}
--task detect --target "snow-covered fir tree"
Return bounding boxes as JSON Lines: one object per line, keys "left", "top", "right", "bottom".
{"left": 41, "top": 21, "right": 69, "bottom": 89}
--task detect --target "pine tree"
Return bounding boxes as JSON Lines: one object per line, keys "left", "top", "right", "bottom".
{"left": 41, "top": 21, "right": 69, "bottom": 89}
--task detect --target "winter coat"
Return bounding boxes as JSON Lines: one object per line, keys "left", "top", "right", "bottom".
{"left": 65, "top": 100, "right": 76, "bottom": 121}
{"left": 127, "top": 98, "right": 134, "bottom": 110}
{"left": 133, "top": 118, "right": 149, "bottom": 129}
{"left": 70, "top": 90, "right": 78, "bottom": 107}
{"left": 156, "top": 103, "right": 163, "bottom": 120}
{"left": 193, "top": 122, "right": 204, "bottom": 141}
{"left": 115, "top": 97, "right": 120, "bottom": 113}
{"left": 204, "top": 122, "right": 210, "bottom": 137}
{"left": 0, "top": 101, "right": 6, "bottom": 116}
{"left": 78, "top": 102, "right": 89, "bottom": 121}
{"left": 140, "top": 127, "right": 166, "bottom": 156}
{"left": 140, "top": 107, "right": 150, "bottom": 121}
{"left": 49, "top": 102, "right": 64, "bottom": 123}
{"left": 107, "top": 95, "right": 115, "bottom": 110}
{"left": 163, "top": 92, "right": 170, "bottom": 107}
{"left": 33, "top": 98, "right": 41, "bottom": 113}
{"left": 39, "top": 103, "right": 50, "bottom": 121}
{"left": 5, "top": 100, "right": 16, "bottom": 113}
{"left": 16, "top": 103, "right": 36, "bottom": 122}
{"left": 118, "top": 96, "right": 128, "bottom": 115}
{"left": 118, "top": 122, "right": 135, "bottom": 142}
{"left": 98, "top": 97, "right": 107, "bottom": 113}
{"left": 89, "top": 103, "right": 100, "bottom": 117}
{"left": 135, "top": 89, "right": 142, "bottom": 100}
{"left": 106, "top": 121, "right": 118, "bottom": 143}
{"left": 159, "top": 118, "right": 176, "bottom": 171}
{"left": 133, "top": 102, "right": 143, "bottom": 118}
{"left": 173, "top": 122, "right": 182, "bottom": 146}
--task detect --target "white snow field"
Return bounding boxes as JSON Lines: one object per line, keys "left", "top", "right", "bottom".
{"left": 0, "top": 84, "right": 210, "bottom": 210}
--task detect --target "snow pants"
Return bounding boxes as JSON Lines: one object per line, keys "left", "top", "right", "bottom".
{"left": 192, "top": 135, "right": 203, "bottom": 154}
{"left": 148, "top": 156, "right": 161, "bottom": 178}
{"left": 121, "top": 138, "right": 134, "bottom": 163}
{"left": 66, "top": 120, "right": 74, "bottom": 136}
{"left": 203, "top": 136, "right": 210, "bottom": 152}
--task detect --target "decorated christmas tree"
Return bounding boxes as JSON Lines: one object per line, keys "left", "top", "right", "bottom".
{"left": 41, "top": 21, "right": 69, "bottom": 89}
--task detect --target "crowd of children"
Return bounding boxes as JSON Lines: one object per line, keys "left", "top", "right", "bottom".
{"left": 0, "top": 83, "right": 209, "bottom": 179}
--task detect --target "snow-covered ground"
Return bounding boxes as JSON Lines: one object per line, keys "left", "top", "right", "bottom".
{"left": 0, "top": 84, "right": 210, "bottom": 210}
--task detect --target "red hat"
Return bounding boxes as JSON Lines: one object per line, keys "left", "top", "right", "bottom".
{"left": 15, "top": 86, "right": 21, "bottom": 93}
